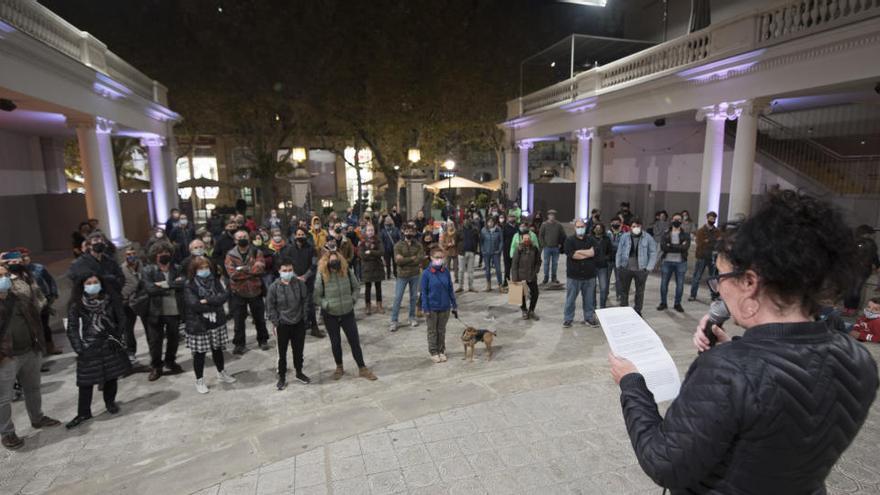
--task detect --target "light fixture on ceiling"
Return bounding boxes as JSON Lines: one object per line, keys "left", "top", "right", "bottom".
{"left": 557, "top": 0, "right": 607, "bottom": 6}
{"left": 550, "top": 61, "right": 556, "bottom": 68}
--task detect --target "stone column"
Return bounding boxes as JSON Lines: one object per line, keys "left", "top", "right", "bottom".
{"left": 504, "top": 146, "right": 519, "bottom": 202}
{"left": 728, "top": 99, "right": 767, "bottom": 221}
{"left": 696, "top": 103, "right": 734, "bottom": 221}
{"left": 70, "top": 116, "right": 128, "bottom": 246}
{"left": 517, "top": 141, "right": 533, "bottom": 213}
{"left": 161, "top": 126, "right": 179, "bottom": 210}
{"left": 589, "top": 130, "right": 604, "bottom": 216}
{"left": 142, "top": 136, "right": 171, "bottom": 226}
{"left": 574, "top": 128, "right": 592, "bottom": 221}
{"left": 40, "top": 137, "right": 67, "bottom": 194}
{"left": 404, "top": 169, "right": 426, "bottom": 219}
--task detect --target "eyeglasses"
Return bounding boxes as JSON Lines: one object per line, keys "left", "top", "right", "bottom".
{"left": 706, "top": 271, "right": 742, "bottom": 293}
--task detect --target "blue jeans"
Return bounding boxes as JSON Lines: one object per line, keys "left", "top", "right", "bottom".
{"left": 484, "top": 253, "right": 502, "bottom": 286}
{"left": 391, "top": 275, "right": 419, "bottom": 323}
{"left": 564, "top": 277, "right": 597, "bottom": 323}
{"left": 689, "top": 257, "right": 717, "bottom": 298}
{"left": 542, "top": 247, "right": 560, "bottom": 282}
{"left": 592, "top": 267, "right": 610, "bottom": 309}
{"left": 660, "top": 261, "right": 688, "bottom": 306}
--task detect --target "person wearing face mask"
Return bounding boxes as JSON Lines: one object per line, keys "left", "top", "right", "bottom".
{"left": 280, "top": 227, "right": 324, "bottom": 338}
{"left": 607, "top": 220, "right": 626, "bottom": 304}
{"left": 614, "top": 219, "right": 658, "bottom": 316}
{"left": 651, "top": 210, "right": 669, "bottom": 244}
{"left": 252, "top": 230, "right": 276, "bottom": 289}
{"left": 589, "top": 223, "right": 613, "bottom": 309}
{"left": 225, "top": 230, "right": 270, "bottom": 354}
{"left": 538, "top": 210, "right": 565, "bottom": 285}
{"left": 264, "top": 209, "right": 283, "bottom": 231}
{"left": 165, "top": 208, "right": 181, "bottom": 233}
{"left": 381, "top": 218, "right": 401, "bottom": 279}
{"left": 509, "top": 220, "right": 540, "bottom": 259}
{"left": 421, "top": 247, "right": 458, "bottom": 363}
{"left": 267, "top": 258, "right": 310, "bottom": 390}
{"left": 67, "top": 233, "right": 126, "bottom": 298}
{"left": 0, "top": 263, "right": 60, "bottom": 449}
{"left": 511, "top": 230, "right": 542, "bottom": 320}
{"left": 358, "top": 224, "right": 385, "bottom": 315}
{"left": 390, "top": 224, "right": 425, "bottom": 332}
{"left": 851, "top": 297, "right": 880, "bottom": 342}
{"left": 72, "top": 221, "right": 93, "bottom": 258}
{"left": 689, "top": 212, "right": 720, "bottom": 302}
{"left": 180, "top": 238, "right": 221, "bottom": 280}
{"left": 844, "top": 225, "right": 880, "bottom": 316}
{"left": 184, "top": 257, "right": 235, "bottom": 394}
{"left": 310, "top": 216, "right": 328, "bottom": 252}
{"left": 480, "top": 218, "right": 504, "bottom": 292}
{"left": 680, "top": 209, "right": 694, "bottom": 234}
{"left": 499, "top": 215, "right": 517, "bottom": 288}
{"left": 65, "top": 274, "right": 130, "bottom": 429}
{"left": 314, "top": 253, "right": 377, "bottom": 381}
{"left": 440, "top": 221, "right": 462, "bottom": 292}
{"left": 211, "top": 218, "right": 240, "bottom": 272}
{"left": 562, "top": 220, "right": 599, "bottom": 327}
{"left": 389, "top": 206, "right": 402, "bottom": 229}
{"left": 119, "top": 247, "right": 144, "bottom": 364}
{"left": 170, "top": 214, "right": 195, "bottom": 263}
{"left": 657, "top": 213, "right": 691, "bottom": 313}
{"left": 414, "top": 210, "right": 427, "bottom": 233}
{"left": 612, "top": 190, "right": 878, "bottom": 495}
{"left": 460, "top": 218, "right": 480, "bottom": 292}
{"left": 142, "top": 244, "right": 186, "bottom": 381}
{"left": 16, "top": 248, "right": 62, "bottom": 356}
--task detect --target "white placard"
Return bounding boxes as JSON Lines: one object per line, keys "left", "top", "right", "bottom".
{"left": 597, "top": 307, "right": 681, "bottom": 403}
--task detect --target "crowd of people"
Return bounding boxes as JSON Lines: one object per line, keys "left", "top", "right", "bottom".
{"left": 0, "top": 195, "right": 878, "bottom": 452}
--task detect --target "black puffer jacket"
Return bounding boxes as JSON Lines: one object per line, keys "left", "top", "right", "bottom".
{"left": 66, "top": 294, "right": 130, "bottom": 387}
{"left": 619, "top": 321, "right": 878, "bottom": 494}
{"left": 183, "top": 277, "right": 228, "bottom": 335}
{"left": 141, "top": 263, "right": 186, "bottom": 324}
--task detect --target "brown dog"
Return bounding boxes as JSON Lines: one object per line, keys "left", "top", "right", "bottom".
{"left": 461, "top": 327, "right": 495, "bottom": 362}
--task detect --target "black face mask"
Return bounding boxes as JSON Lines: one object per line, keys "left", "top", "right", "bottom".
{"left": 328, "top": 259, "right": 341, "bottom": 270}
{"left": 611, "top": 224, "right": 621, "bottom": 230}
{"left": 404, "top": 233, "right": 414, "bottom": 240}
{"left": 296, "top": 237, "right": 306, "bottom": 244}
{"left": 8, "top": 264, "right": 24, "bottom": 273}
{"left": 91, "top": 243, "right": 105, "bottom": 254}
{"left": 237, "top": 239, "right": 249, "bottom": 247}
{"left": 158, "top": 254, "right": 172, "bottom": 265}
{"left": 672, "top": 220, "right": 682, "bottom": 228}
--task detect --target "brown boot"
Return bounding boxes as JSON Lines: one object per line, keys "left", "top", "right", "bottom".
{"left": 376, "top": 302, "right": 385, "bottom": 314}
{"left": 332, "top": 366, "right": 344, "bottom": 380}
{"left": 148, "top": 367, "right": 162, "bottom": 381}
{"left": 366, "top": 303, "right": 373, "bottom": 316}
{"left": 359, "top": 367, "right": 377, "bottom": 381}
{"left": 2, "top": 432, "right": 24, "bottom": 450}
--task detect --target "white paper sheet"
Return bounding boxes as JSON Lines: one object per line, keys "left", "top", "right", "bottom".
{"left": 596, "top": 307, "right": 681, "bottom": 403}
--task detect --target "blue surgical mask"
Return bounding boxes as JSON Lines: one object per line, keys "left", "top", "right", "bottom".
{"left": 575, "top": 227, "right": 586, "bottom": 236}
{"left": 196, "top": 269, "right": 212, "bottom": 279}
{"left": 84, "top": 282, "right": 102, "bottom": 295}
{"left": 280, "top": 271, "right": 294, "bottom": 281}
{"left": 865, "top": 309, "right": 880, "bottom": 320}
{"left": 0, "top": 276, "right": 10, "bottom": 292}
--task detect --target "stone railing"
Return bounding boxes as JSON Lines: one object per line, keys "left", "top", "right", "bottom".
{"left": 0, "top": 0, "right": 164, "bottom": 105}
{"left": 518, "top": 0, "right": 880, "bottom": 115}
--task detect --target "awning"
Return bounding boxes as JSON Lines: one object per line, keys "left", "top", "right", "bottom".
{"left": 424, "top": 177, "right": 500, "bottom": 193}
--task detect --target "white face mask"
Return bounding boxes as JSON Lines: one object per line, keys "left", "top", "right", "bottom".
{"left": 866, "top": 309, "right": 880, "bottom": 320}
{"left": 631, "top": 227, "right": 642, "bottom": 236}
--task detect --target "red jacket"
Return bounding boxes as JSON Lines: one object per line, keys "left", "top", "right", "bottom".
{"left": 853, "top": 316, "right": 880, "bottom": 342}
{"left": 225, "top": 246, "right": 265, "bottom": 298}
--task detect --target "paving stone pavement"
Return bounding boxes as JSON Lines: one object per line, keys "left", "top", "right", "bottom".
{"left": 1, "top": 259, "right": 879, "bottom": 495}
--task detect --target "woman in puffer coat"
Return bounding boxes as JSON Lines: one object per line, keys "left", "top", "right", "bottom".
{"left": 608, "top": 190, "right": 878, "bottom": 494}
{"left": 314, "top": 251, "right": 377, "bottom": 382}
{"left": 358, "top": 224, "right": 385, "bottom": 315}
{"left": 65, "top": 273, "right": 130, "bottom": 429}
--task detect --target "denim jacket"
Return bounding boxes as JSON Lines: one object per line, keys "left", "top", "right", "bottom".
{"left": 615, "top": 233, "right": 659, "bottom": 271}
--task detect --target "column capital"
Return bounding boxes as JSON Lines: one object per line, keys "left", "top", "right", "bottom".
{"left": 696, "top": 102, "right": 739, "bottom": 122}
{"left": 65, "top": 115, "right": 116, "bottom": 133}
{"left": 140, "top": 136, "right": 167, "bottom": 148}
{"left": 516, "top": 140, "right": 534, "bottom": 151}
{"left": 730, "top": 98, "right": 773, "bottom": 118}
{"left": 575, "top": 127, "right": 596, "bottom": 141}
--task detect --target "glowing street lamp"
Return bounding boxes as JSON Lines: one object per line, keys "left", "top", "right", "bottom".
{"left": 443, "top": 159, "right": 455, "bottom": 205}
{"left": 407, "top": 148, "right": 421, "bottom": 164}
{"left": 292, "top": 147, "right": 308, "bottom": 163}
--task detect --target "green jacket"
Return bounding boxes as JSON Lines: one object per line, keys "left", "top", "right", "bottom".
{"left": 314, "top": 269, "right": 360, "bottom": 316}
{"left": 509, "top": 231, "right": 540, "bottom": 258}
{"left": 394, "top": 240, "right": 425, "bottom": 278}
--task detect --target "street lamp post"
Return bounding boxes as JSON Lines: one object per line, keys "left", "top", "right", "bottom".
{"left": 443, "top": 159, "right": 455, "bottom": 212}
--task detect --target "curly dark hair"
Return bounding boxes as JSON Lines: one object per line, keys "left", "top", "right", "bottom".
{"left": 716, "top": 189, "right": 858, "bottom": 314}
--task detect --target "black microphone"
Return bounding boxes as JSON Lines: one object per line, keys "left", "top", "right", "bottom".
{"left": 704, "top": 299, "right": 730, "bottom": 347}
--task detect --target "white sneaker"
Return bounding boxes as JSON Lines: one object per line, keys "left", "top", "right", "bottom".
{"left": 431, "top": 354, "right": 442, "bottom": 363}
{"left": 217, "top": 370, "right": 237, "bottom": 383}
{"left": 195, "top": 378, "right": 209, "bottom": 394}
{"left": 439, "top": 353, "right": 448, "bottom": 362}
